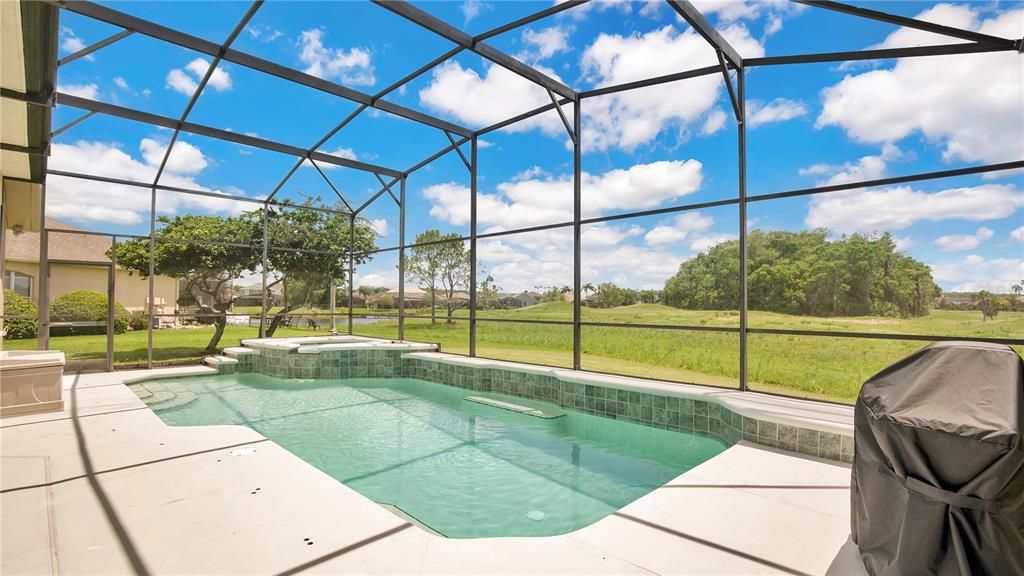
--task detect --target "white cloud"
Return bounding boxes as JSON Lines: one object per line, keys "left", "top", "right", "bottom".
{"left": 419, "top": 60, "right": 568, "bottom": 134}
{"left": 113, "top": 77, "right": 130, "bottom": 90}
{"left": 644, "top": 211, "right": 713, "bottom": 246}
{"left": 521, "top": 27, "right": 571, "bottom": 61}
{"left": 932, "top": 254, "right": 1024, "bottom": 293}
{"left": 46, "top": 139, "right": 248, "bottom": 225}
{"left": 799, "top": 143, "right": 902, "bottom": 186}
{"left": 817, "top": 6, "right": 1024, "bottom": 164}
{"left": 580, "top": 24, "right": 764, "bottom": 151}
{"left": 461, "top": 0, "right": 490, "bottom": 24}
{"left": 700, "top": 108, "right": 728, "bottom": 136}
{"left": 747, "top": 98, "right": 807, "bottom": 128}
{"left": 354, "top": 270, "right": 395, "bottom": 289}
{"left": 185, "top": 58, "right": 232, "bottom": 91}
{"left": 166, "top": 58, "right": 233, "bottom": 96}
{"left": 1011, "top": 225, "right": 1024, "bottom": 243}
{"left": 689, "top": 232, "right": 737, "bottom": 252}
{"left": 298, "top": 28, "right": 375, "bottom": 87}
{"left": 57, "top": 83, "right": 99, "bottom": 99}
{"left": 59, "top": 27, "right": 90, "bottom": 60}
{"left": 933, "top": 227, "right": 994, "bottom": 252}
{"left": 165, "top": 69, "right": 198, "bottom": 96}
{"left": 246, "top": 24, "right": 282, "bottom": 43}
{"left": 368, "top": 218, "right": 389, "bottom": 237}
{"left": 423, "top": 160, "right": 703, "bottom": 231}
{"left": 139, "top": 138, "right": 209, "bottom": 174}
{"left": 805, "top": 183, "right": 1024, "bottom": 234}
{"left": 893, "top": 236, "right": 916, "bottom": 251}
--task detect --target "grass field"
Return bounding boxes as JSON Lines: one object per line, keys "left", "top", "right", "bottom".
{"left": 3, "top": 304, "right": 1020, "bottom": 404}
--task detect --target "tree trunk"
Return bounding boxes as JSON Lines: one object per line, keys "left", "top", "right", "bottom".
{"left": 431, "top": 288, "right": 437, "bottom": 325}
{"left": 205, "top": 314, "right": 227, "bottom": 352}
{"left": 446, "top": 303, "right": 455, "bottom": 325}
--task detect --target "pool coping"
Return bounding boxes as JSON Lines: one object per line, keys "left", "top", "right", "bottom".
{"left": 1, "top": 367, "right": 864, "bottom": 575}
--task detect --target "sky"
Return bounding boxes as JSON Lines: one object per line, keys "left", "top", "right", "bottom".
{"left": 47, "top": 0, "right": 1024, "bottom": 295}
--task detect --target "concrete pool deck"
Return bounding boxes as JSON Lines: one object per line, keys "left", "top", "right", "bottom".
{"left": 1, "top": 368, "right": 867, "bottom": 575}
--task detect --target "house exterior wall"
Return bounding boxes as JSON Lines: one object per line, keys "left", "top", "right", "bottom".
{"left": 3, "top": 261, "right": 178, "bottom": 312}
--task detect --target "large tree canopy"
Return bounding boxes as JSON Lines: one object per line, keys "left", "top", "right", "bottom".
{"left": 114, "top": 204, "right": 378, "bottom": 351}
{"left": 664, "top": 229, "right": 942, "bottom": 317}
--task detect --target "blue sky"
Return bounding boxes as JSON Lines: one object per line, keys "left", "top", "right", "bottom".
{"left": 48, "top": 1, "right": 1023, "bottom": 293}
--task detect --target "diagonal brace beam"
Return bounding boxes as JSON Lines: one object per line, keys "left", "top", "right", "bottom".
{"left": 372, "top": 0, "right": 577, "bottom": 100}
{"left": 310, "top": 159, "right": 354, "bottom": 213}
{"left": 667, "top": 0, "right": 743, "bottom": 68}
{"left": 58, "top": 29, "right": 134, "bottom": 67}
{"left": 547, "top": 89, "right": 576, "bottom": 144}
{"left": 716, "top": 51, "right": 741, "bottom": 122}
{"left": 355, "top": 178, "right": 401, "bottom": 216}
{"left": 374, "top": 173, "right": 402, "bottom": 207}
{"left": 444, "top": 131, "right": 472, "bottom": 172}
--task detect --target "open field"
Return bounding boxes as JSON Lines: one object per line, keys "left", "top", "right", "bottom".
{"left": 4, "top": 304, "right": 1020, "bottom": 404}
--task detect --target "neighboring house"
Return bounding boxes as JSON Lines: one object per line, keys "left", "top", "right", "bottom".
{"left": 232, "top": 283, "right": 283, "bottom": 308}
{"left": 501, "top": 291, "right": 542, "bottom": 308}
{"left": 2, "top": 219, "right": 178, "bottom": 314}
{"left": 370, "top": 287, "right": 427, "bottom": 309}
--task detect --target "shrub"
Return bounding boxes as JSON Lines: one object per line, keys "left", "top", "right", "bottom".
{"left": 49, "top": 290, "right": 129, "bottom": 335}
{"left": 2, "top": 289, "right": 38, "bottom": 339}
{"left": 128, "top": 312, "right": 148, "bottom": 331}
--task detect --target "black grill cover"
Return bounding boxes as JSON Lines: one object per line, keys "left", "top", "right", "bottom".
{"left": 851, "top": 341, "right": 1024, "bottom": 575}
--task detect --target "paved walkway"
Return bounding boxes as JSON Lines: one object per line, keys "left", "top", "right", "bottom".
{"left": 1, "top": 369, "right": 866, "bottom": 575}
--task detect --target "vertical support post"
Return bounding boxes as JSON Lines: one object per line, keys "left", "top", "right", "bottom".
{"left": 572, "top": 98, "right": 582, "bottom": 371}
{"left": 107, "top": 237, "right": 116, "bottom": 372}
{"left": 147, "top": 186, "right": 155, "bottom": 369}
{"left": 469, "top": 136, "right": 478, "bottom": 356}
{"left": 398, "top": 176, "right": 406, "bottom": 340}
{"left": 260, "top": 202, "right": 269, "bottom": 338}
{"left": 38, "top": 183, "right": 49, "bottom": 351}
{"left": 737, "top": 69, "right": 748, "bottom": 392}
{"left": 348, "top": 214, "right": 354, "bottom": 336}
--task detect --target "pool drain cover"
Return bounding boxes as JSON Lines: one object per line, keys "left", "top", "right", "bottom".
{"left": 527, "top": 510, "right": 546, "bottom": 521}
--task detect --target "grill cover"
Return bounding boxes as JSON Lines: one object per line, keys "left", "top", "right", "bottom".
{"left": 851, "top": 341, "right": 1024, "bottom": 575}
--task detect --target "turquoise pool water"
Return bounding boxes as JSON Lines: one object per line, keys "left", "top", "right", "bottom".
{"left": 140, "top": 374, "right": 726, "bottom": 538}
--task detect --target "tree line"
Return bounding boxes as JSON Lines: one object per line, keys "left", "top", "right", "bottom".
{"left": 664, "top": 229, "right": 943, "bottom": 317}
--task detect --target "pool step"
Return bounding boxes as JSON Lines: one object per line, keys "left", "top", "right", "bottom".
{"left": 464, "top": 394, "right": 565, "bottom": 419}
{"left": 204, "top": 355, "right": 238, "bottom": 369}
{"left": 223, "top": 346, "right": 258, "bottom": 359}
{"left": 130, "top": 381, "right": 198, "bottom": 410}
{"left": 377, "top": 503, "right": 444, "bottom": 537}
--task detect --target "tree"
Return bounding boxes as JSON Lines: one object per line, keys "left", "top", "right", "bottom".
{"left": 582, "top": 282, "right": 595, "bottom": 306}
{"left": 115, "top": 214, "right": 261, "bottom": 352}
{"left": 407, "top": 230, "right": 470, "bottom": 324}
{"left": 664, "top": 229, "right": 942, "bottom": 317}
{"left": 478, "top": 274, "right": 502, "bottom": 309}
{"left": 259, "top": 204, "right": 377, "bottom": 336}
{"left": 977, "top": 290, "right": 999, "bottom": 321}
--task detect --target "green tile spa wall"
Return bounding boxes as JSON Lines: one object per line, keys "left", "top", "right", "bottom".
{"left": 227, "top": 348, "right": 852, "bottom": 464}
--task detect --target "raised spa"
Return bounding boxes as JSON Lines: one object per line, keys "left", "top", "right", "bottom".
{"left": 136, "top": 373, "right": 726, "bottom": 538}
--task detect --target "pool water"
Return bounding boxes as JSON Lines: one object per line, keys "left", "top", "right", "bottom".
{"left": 140, "top": 374, "right": 726, "bottom": 538}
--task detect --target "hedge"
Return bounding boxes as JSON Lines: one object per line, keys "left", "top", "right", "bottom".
{"left": 2, "top": 289, "right": 38, "bottom": 339}
{"left": 49, "top": 290, "right": 129, "bottom": 335}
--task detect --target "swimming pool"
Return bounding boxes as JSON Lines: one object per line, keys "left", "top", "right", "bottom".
{"left": 136, "top": 373, "right": 727, "bottom": 538}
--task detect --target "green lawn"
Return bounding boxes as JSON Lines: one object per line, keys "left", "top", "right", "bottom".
{"left": 2, "top": 324, "right": 326, "bottom": 369}
{"left": 4, "top": 304, "right": 1020, "bottom": 404}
